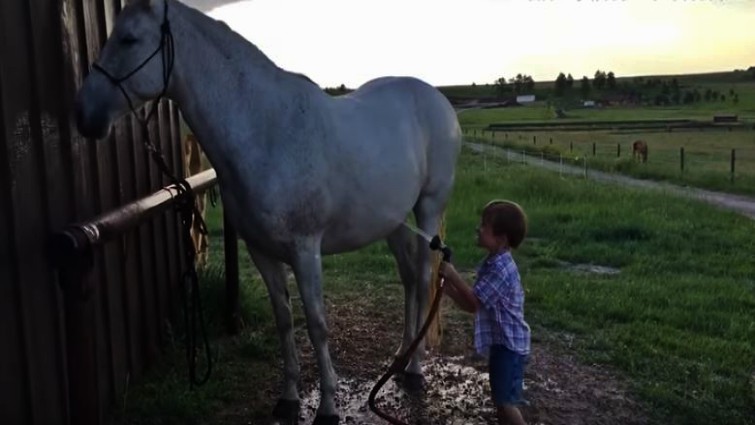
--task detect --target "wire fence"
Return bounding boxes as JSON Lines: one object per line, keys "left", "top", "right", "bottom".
{"left": 462, "top": 128, "right": 755, "bottom": 196}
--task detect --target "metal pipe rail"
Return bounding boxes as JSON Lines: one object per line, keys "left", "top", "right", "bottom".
{"left": 51, "top": 168, "right": 241, "bottom": 425}
{"left": 53, "top": 169, "right": 218, "bottom": 257}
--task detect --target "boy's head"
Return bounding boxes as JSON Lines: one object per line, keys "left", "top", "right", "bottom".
{"left": 477, "top": 200, "right": 527, "bottom": 250}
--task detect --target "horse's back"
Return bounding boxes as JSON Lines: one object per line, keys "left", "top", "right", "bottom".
{"left": 317, "top": 77, "right": 460, "bottom": 253}
{"left": 340, "top": 75, "right": 461, "bottom": 172}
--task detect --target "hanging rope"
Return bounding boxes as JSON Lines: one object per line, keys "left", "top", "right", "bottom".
{"left": 91, "top": 0, "right": 212, "bottom": 388}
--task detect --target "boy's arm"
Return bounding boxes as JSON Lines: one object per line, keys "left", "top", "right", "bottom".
{"left": 440, "top": 263, "right": 481, "bottom": 314}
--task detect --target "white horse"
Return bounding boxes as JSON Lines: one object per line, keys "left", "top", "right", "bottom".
{"left": 74, "top": 1, "right": 461, "bottom": 423}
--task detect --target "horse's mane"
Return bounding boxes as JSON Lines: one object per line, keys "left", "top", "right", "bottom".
{"left": 176, "top": 0, "right": 320, "bottom": 88}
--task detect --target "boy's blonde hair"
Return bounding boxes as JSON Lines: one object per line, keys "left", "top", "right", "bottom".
{"left": 481, "top": 200, "right": 527, "bottom": 249}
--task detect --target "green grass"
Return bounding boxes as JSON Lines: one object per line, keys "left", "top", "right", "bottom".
{"left": 467, "top": 128, "right": 755, "bottom": 196}
{"left": 116, "top": 148, "right": 755, "bottom": 425}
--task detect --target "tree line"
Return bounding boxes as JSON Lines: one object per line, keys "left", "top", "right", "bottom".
{"left": 491, "top": 69, "right": 742, "bottom": 106}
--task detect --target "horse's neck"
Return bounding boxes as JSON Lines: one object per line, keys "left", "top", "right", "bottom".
{"left": 167, "top": 1, "right": 326, "bottom": 173}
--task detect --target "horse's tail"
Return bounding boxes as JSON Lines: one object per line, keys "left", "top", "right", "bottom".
{"left": 425, "top": 213, "right": 446, "bottom": 349}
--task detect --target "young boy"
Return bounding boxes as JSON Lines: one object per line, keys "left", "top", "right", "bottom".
{"left": 439, "top": 200, "right": 530, "bottom": 425}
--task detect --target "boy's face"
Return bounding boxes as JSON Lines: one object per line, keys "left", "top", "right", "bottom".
{"left": 476, "top": 220, "right": 505, "bottom": 252}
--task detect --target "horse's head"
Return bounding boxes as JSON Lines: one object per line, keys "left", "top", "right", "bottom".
{"left": 75, "top": 0, "right": 172, "bottom": 139}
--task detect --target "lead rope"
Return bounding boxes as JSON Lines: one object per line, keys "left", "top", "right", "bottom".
{"left": 91, "top": 0, "right": 212, "bottom": 388}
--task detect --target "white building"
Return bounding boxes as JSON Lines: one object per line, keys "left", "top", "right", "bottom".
{"left": 516, "top": 94, "right": 536, "bottom": 104}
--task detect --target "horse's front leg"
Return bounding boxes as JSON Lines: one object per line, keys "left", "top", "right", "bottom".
{"left": 291, "top": 238, "right": 339, "bottom": 425}
{"left": 248, "top": 246, "right": 301, "bottom": 423}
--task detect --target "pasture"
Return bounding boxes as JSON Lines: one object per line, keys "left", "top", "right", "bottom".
{"left": 114, "top": 148, "right": 754, "bottom": 425}
{"left": 459, "top": 106, "right": 755, "bottom": 196}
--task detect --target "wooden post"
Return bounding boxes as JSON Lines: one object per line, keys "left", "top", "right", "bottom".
{"left": 617, "top": 143, "right": 621, "bottom": 157}
{"left": 53, "top": 230, "right": 99, "bottom": 425}
{"left": 533, "top": 135, "right": 537, "bottom": 145}
{"left": 730, "top": 149, "right": 736, "bottom": 183}
{"left": 680, "top": 147, "right": 685, "bottom": 173}
{"left": 550, "top": 137, "right": 553, "bottom": 145}
{"left": 224, "top": 212, "right": 241, "bottom": 335}
{"left": 570, "top": 141, "right": 573, "bottom": 152}
{"left": 592, "top": 142, "right": 596, "bottom": 156}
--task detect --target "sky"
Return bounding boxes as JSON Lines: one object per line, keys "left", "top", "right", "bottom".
{"left": 182, "top": 0, "right": 755, "bottom": 88}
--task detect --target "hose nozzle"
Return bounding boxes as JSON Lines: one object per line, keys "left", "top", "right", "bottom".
{"left": 429, "top": 235, "right": 452, "bottom": 263}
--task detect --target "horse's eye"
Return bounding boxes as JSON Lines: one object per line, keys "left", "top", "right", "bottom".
{"left": 120, "top": 35, "right": 138, "bottom": 45}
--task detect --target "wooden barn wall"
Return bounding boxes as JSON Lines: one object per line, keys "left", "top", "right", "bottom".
{"left": 0, "top": 0, "right": 187, "bottom": 423}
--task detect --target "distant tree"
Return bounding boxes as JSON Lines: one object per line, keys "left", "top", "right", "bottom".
{"left": 566, "top": 73, "right": 574, "bottom": 89}
{"left": 494, "top": 77, "right": 508, "bottom": 98}
{"left": 593, "top": 70, "right": 607, "bottom": 90}
{"left": 606, "top": 71, "right": 616, "bottom": 90}
{"left": 704, "top": 88, "right": 713, "bottom": 102}
{"left": 683, "top": 91, "right": 695, "bottom": 104}
{"left": 672, "top": 92, "right": 681, "bottom": 104}
{"left": 510, "top": 73, "right": 524, "bottom": 94}
{"left": 472, "top": 82, "right": 477, "bottom": 87}
{"left": 524, "top": 75, "right": 535, "bottom": 92}
{"left": 721, "top": 94, "right": 726, "bottom": 102}
{"left": 693, "top": 89, "right": 702, "bottom": 103}
{"left": 580, "top": 76, "right": 591, "bottom": 98}
{"left": 733, "top": 93, "right": 739, "bottom": 105}
{"left": 324, "top": 84, "right": 349, "bottom": 95}
{"left": 554, "top": 72, "right": 567, "bottom": 97}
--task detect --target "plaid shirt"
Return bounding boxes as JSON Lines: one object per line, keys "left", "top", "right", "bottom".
{"left": 473, "top": 251, "right": 530, "bottom": 356}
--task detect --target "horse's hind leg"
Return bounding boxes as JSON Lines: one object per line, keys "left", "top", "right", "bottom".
{"left": 385, "top": 197, "right": 445, "bottom": 391}
{"left": 405, "top": 198, "right": 445, "bottom": 379}
{"left": 248, "top": 246, "right": 301, "bottom": 423}
{"left": 386, "top": 225, "right": 419, "bottom": 359}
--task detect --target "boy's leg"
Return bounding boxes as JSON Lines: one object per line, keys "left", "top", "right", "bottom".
{"left": 497, "top": 405, "right": 526, "bottom": 425}
{"left": 489, "top": 345, "right": 527, "bottom": 425}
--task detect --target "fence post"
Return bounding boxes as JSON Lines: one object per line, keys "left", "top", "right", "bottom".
{"left": 730, "top": 149, "right": 736, "bottom": 183}
{"left": 533, "top": 135, "right": 537, "bottom": 145}
{"left": 550, "top": 137, "right": 553, "bottom": 145}
{"left": 224, "top": 212, "right": 241, "bottom": 335}
{"left": 522, "top": 150, "right": 526, "bottom": 165}
{"left": 592, "top": 142, "right": 596, "bottom": 156}
{"left": 617, "top": 143, "right": 621, "bottom": 157}
{"left": 559, "top": 154, "right": 563, "bottom": 177}
{"left": 53, "top": 230, "right": 99, "bottom": 425}
{"left": 680, "top": 147, "right": 685, "bottom": 173}
{"left": 570, "top": 141, "right": 573, "bottom": 152}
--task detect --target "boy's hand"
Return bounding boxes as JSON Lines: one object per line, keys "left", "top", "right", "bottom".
{"left": 438, "top": 262, "right": 458, "bottom": 281}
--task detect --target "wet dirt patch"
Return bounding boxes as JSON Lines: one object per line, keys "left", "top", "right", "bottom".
{"left": 299, "top": 356, "right": 494, "bottom": 424}
{"left": 287, "top": 288, "right": 649, "bottom": 425}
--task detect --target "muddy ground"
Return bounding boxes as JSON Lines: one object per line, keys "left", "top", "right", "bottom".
{"left": 214, "top": 286, "right": 649, "bottom": 425}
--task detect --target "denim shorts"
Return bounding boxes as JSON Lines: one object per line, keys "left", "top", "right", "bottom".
{"left": 488, "top": 344, "right": 527, "bottom": 406}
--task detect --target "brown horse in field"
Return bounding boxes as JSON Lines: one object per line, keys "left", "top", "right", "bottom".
{"left": 632, "top": 140, "right": 648, "bottom": 163}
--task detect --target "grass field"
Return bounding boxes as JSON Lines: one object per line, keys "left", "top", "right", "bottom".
{"left": 465, "top": 127, "right": 755, "bottom": 196}
{"left": 115, "top": 148, "right": 755, "bottom": 425}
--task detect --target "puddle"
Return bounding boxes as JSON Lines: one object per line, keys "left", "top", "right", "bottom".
{"left": 299, "top": 356, "right": 505, "bottom": 424}
{"left": 567, "top": 263, "right": 621, "bottom": 275}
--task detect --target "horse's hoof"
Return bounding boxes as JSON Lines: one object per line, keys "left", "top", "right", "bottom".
{"left": 401, "top": 372, "right": 426, "bottom": 392}
{"left": 312, "top": 414, "right": 340, "bottom": 425}
{"left": 272, "top": 398, "right": 300, "bottom": 423}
